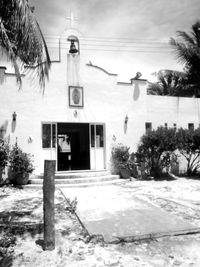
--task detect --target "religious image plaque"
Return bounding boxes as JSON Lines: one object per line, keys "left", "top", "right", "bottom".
{"left": 68, "top": 86, "right": 84, "bottom": 107}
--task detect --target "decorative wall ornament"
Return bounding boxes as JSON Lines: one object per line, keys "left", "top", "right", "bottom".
{"left": 69, "top": 86, "right": 84, "bottom": 108}
{"left": 12, "top": 112, "right": 17, "bottom": 122}
{"left": 73, "top": 110, "right": 78, "bottom": 117}
{"left": 125, "top": 115, "right": 128, "bottom": 124}
{"left": 28, "top": 136, "right": 33, "bottom": 143}
{"left": 112, "top": 135, "right": 116, "bottom": 142}
{"left": 124, "top": 115, "right": 128, "bottom": 134}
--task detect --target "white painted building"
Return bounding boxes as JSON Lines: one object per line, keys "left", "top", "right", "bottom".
{"left": 0, "top": 29, "right": 200, "bottom": 176}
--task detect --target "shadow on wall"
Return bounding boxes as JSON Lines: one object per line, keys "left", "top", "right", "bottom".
{"left": 124, "top": 123, "right": 127, "bottom": 134}
{"left": 133, "top": 83, "right": 140, "bottom": 101}
{"left": 0, "top": 120, "right": 8, "bottom": 138}
{"left": 11, "top": 120, "right": 16, "bottom": 133}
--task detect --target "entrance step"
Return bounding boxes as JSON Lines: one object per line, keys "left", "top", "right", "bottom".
{"left": 27, "top": 171, "right": 123, "bottom": 188}
{"left": 37, "top": 170, "right": 112, "bottom": 180}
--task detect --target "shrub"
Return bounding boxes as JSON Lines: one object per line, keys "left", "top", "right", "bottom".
{"left": 137, "top": 127, "right": 177, "bottom": 178}
{"left": 111, "top": 144, "right": 138, "bottom": 178}
{"left": 9, "top": 143, "right": 34, "bottom": 185}
{"left": 0, "top": 138, "right": 9, "bottom": 184}
{"left": 111, "top": 143, "right": 130, "bottom": 174}
{"left": 176, "top": 128, "right": 200, "bottom": 175}
{"left": 0, "top": 138, "right": 9, "bottom": 170}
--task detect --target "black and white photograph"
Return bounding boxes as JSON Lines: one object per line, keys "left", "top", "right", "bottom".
{"left": 0, "top": 0, "right": 200, "bottom": 266}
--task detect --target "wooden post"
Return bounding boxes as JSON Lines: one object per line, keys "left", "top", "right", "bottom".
{"left": 43, "top": 160, "right": 56, "bottom": 250}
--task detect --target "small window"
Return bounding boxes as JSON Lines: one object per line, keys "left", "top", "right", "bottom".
{"left": 145, "top": 122, "right": 152, "bottom": 133}
{"left": 91, "top": 125, "right": 95, "bottom": 148}
{"left": 42, "top": 124, "right": 51, "bottom": 148}
{"left": 42, "top": 123, "right": 56, "bottom": 148}
{"left": 96, "top": 125, "right": 104, "bottom": 147}
{"left": 188, "top": 123, "right": 194, "bottom": 131}
{"left": 52, "top": 124, "right": 56, "bottom": 148}
{"left": 173, "top": 123, "right": 177, "bottom": 130}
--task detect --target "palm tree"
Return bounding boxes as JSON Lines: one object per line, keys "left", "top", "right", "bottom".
{"left": 0, "top": 0, "right": 51, "bottom": 89}
{"left": 170, "top": 21, "right": 200, "bottom": 97}
{"left": 147, "top": 69, "right": 187, "bottom": 96}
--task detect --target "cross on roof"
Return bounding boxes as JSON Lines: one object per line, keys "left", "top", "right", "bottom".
{"left": 66, "top": 12, "right": 78, "bottom": 29}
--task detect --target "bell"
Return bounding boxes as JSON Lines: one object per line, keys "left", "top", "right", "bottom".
{"left": 69, "top": 40, "right": 78, "bottom": 54}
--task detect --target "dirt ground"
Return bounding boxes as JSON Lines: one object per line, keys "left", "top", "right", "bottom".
{"left": 0, "top": 177, "right": 200, "bottom": 267}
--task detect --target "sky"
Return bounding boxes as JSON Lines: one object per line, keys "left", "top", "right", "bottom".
{"left": 26, "top": 0, "right": 200, "bottom": 81}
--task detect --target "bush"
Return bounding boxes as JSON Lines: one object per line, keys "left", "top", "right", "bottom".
{"left": 176, "top": 128, "right": 200, "bottom": 175}
{"left": 111, "top": 143, "right": 130, "bottom": 174}
{"left": 9, "top": 143, "right": 34, "bottom": 185}
{"left": 0, "top": 138, "right": 9, "bottom": 185}
{"left": 111, "top": 144, "right": 138, "bottom": 178}
{"left": 0, "top": 138, "right": 9, "bottom": 170}
{"left": 137, "top": 127, "right": 177, "bottom": 178}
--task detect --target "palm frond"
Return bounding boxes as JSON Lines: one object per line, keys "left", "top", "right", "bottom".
{"left": 176, "top": 31, "right": 196, "bottom": 46}
{"left": 170, "top": 21, "right": 200, "bottom": 96}
{"left": 170, "top": 38, "right": 194, "bottom": 66}
{"left": 147, "top": 69, "right": 188, "bottom": 97}
{"left": 0, "top": 0, "right": 51, "bottom": 89}
{"left": 0, "top": 19, "right": 22, "bottom": 87}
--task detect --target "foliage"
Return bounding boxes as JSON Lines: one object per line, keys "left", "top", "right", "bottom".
{"left": 147, "top": 69, "right": 187, "bottom": 96}
{"left": 0, "top": 0, "right": 51, "bottom": 89}
{"left": 137, "top": 127, "right": 177, "bottom": 178}
{"left": 170, "top": 21, "right": 200, "bottom": 97}
{"left": 65, "top": 197, "right": 78, "bottom": 213}
{"left": 148, "top": 21, "right": 200, "bottom": 97}
{"left": 0, "top": 256, "right": 13, "bottom": 267}
{"left": 111, "top": 143, "right": 130, "bottom": 173}
{"left": 0, "top": 138, "right": 9, "bottom": 170}
{"left": 111, "top": 144, "right": 138, "bottom": 179}
{"left": 176, "top": 128, "right": 200, "bottom": 175}
{"left": 9, "top": 143, "right": 34, "bottom": 176}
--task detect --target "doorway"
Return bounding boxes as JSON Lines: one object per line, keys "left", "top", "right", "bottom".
{"left": 57, "top": 123, "right": 90, "bottom": 171}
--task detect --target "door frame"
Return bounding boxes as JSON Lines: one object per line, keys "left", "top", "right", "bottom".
{"left": 41, "top": 122, "right": 106, "bottom": 172}
{"left": 89, "top": 123, "right": 106, "bottom": 170}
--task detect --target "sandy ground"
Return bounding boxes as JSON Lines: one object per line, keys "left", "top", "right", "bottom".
{"left": 0, "top": 177, "right": 200, "bottom": 266}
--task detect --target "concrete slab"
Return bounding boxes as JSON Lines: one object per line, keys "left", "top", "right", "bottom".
{"left": 61, "top": 185, "right": 200, "bottom": 243}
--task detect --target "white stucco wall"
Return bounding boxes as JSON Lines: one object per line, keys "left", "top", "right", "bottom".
{"left": 1, "top": 51, "right": 200, "bottom": 175}
{"left": 146, "top": 95, "right": 200, "bottom": 129}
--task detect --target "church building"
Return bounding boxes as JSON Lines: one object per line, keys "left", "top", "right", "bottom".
{"left": 1, "top": 24, "right": 200, "bottom": 176}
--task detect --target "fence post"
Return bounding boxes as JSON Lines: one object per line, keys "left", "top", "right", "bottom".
{"left": 43, "top": 160, "right": 56, "bottom": 250}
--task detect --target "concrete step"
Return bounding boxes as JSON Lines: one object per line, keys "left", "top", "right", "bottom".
{"left": 26, "top": 178, "right": 124, "bottom": 189}
{"left": 30, "top": 174, "right": 119, "bottom": 184}
{"left": 37, "top": 171, "right": 111, "bottom": 179}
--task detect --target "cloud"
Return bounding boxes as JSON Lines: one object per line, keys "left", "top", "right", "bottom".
{"left": 31, "top": 0, "right": 200, "bottom": 40}
{"left": 28, "top": 0, "right": 200, "bottom": 80}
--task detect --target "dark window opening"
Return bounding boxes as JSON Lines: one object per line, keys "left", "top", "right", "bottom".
{"left": 42, "top": 123, "right": 56, "bottom": 148}
{"left": 145, "top": 122, "right": 152, "bottom": 133}
{"left": 188, "top": 123, "right": 194, "bottom": 131}
{"left": 96, "top": 125, "right": 104, "bottom": 147}
{"left": 91, "top": 125, "right": 95, "bottom": 148}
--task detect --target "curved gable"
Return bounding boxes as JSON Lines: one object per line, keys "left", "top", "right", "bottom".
{"left": 86, "top": 62, "right": 117, "bottom": 77}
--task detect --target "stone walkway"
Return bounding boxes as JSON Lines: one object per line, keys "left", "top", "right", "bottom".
{"left": 61, "top": 183, "right": 200, "bottom": 243}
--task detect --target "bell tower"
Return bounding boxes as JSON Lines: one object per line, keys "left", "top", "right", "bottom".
{"left": 66, "top": 34, "right": 81, "bottom": 87}
{"left": 67, "top": 35, "right": 80, "bottom": 55}
{"left": 60, "top": 12, "right": 83, "bottom": 105}
{"left": 59, "top": 11, "right": 81, "bottom": 60}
